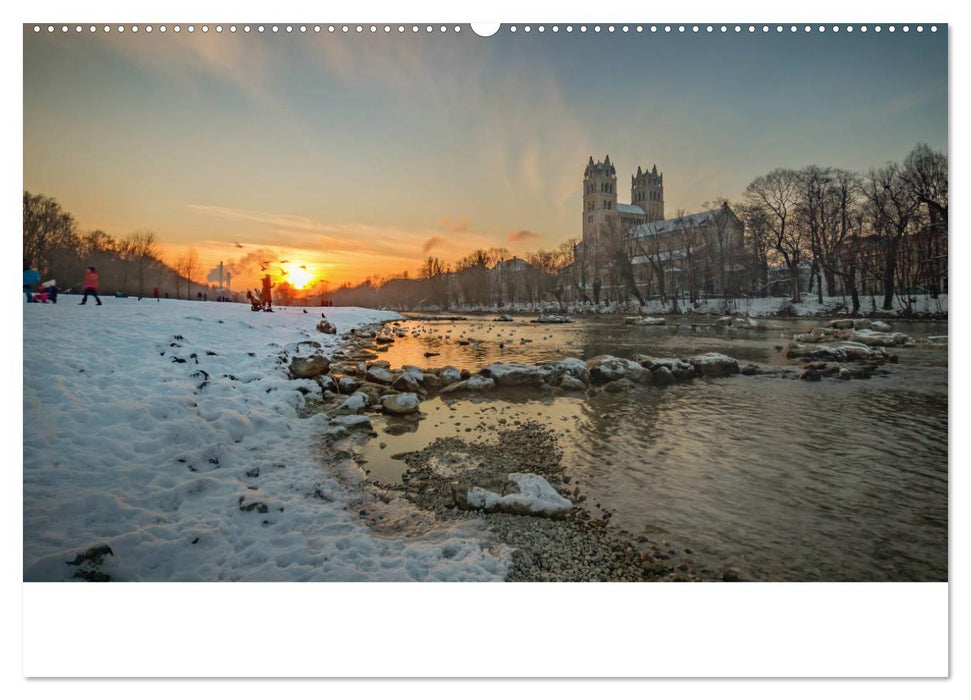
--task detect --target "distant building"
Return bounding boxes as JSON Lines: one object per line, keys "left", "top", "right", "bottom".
{"left": 575, "top": 155, "right": 748, "bottom": 301}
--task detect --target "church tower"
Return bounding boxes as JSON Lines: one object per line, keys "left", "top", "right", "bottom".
{"left": 582, "top": 155, "right": 618, "bottom": 249}
{"left": 631, "top": 164, "right": 664, "bottom": 221}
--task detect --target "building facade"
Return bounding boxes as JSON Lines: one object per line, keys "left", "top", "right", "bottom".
{"left": 577, "top": 155, "right": 748, "bottom": 302}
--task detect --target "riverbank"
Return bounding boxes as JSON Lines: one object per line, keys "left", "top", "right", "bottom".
{"left": 380, "top": 293, "right": 948, "bottom": 320}
{"left": 307, "top": 312, "right": 946, "bottom": 581}
{"left": 23, "top": 299, "right": 515, "bottom": 582}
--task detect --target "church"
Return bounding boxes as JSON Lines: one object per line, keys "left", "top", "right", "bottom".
{"left": 577, "top": 155, "right": 748, "bottom": 301}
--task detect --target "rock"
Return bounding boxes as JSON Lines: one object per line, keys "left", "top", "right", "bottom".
{"left": 357, "top": 383, "right": 390, "bottom": 405}
{"left": 843, "top": 329, "right": 911, "bottom": 347}
{"left": 315, "top": 374, "right": 336, "bottom": 392}
{"left": 439, "top": 380, "right": 469, "bottom": 395}
{"left": 381, "top": 392, "right": 421, "bottom": 415}
{"left": 870, "top": 320, "right": 892, "bottom": 332}
{"left": 466, "top": 374, "right": 496, "bottom": 392}
{"left": 440, "top": 366, "right": 462, "bottom": 384}
{"left": 650, "top": 366, "right": 675, "bottom": 386}
{"left": 838, "top": 368, "right": 852, "bottom": 380}
{"left": 366, "top": 360, "right": 391, "bottom": 369}
{"left": 494, "top": 314, "right": 514, "bottom": 322}
{"left": 331, "top": 414, "right": 373, "bottom": 431}
{"left": 337, "top": 376, "right": 360, "bottom": 394}
{"left": 559, "top": 375, "right": 587, "bottom": 391}
{"left": 800, "top": 369, "right": 823, "bottom": 381}
{"left": 373, "top": 336, "right": 394, "bottom": 345}
{"left": 481, "top": 362, "right": 546, "bottom": 387}
{"left": 288, "top": 355, "right": 330, "bottom": 379}
{"left": 391, "top": 371, "right": 422, "bottom": 392}
{"left": 366, "top": 366, "right": 395, "bottom": 384}
{"left": 826, "top": 319, "right": 856, "bottom": 329}
{"left": 532, "top": 315, "right": 573, "bottom": 324}
{"left": 458, "top": 473, "right": 572, "bottom": 519}
{"left": 335, "top": 391, "right": 370, "bottom": 414}
{"left": 625, "top": 316, "right": 666, "bottom": 326}
{"left": 686, "top": 352, "right": 739, "bottom": 378}
{"left": 421, "top": 373, "right": 444, "bottom": 389}
{"left": 633, "top": 356, "right": 696, "bottom": 381}
{"left": 740, "top": 363, "right": 761, "bottom": 376}
{"left": 384, "top": 422, "right": 418, "bottom": 436}
{"left": 587, "top": 355, "right": 651, "bottom": 385}
{"left": 316, "top": 320, "right": 337, "bottom": 334}
{"left": 730, "top": 316, "right": 764, "bottom": 330}
{"left": 603, "top": 379, "right": 631, "bottom": 393}
{"left": 783, "top": 342, "right": 886, "bottom": 362}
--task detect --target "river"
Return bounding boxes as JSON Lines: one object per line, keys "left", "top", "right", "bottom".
{"left": 355, "top": 314, "right": 948, "bottom": 582}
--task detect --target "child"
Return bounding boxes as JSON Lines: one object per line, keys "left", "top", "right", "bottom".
{"left": 79, "top": 267, "right": 102, "bottom": 306}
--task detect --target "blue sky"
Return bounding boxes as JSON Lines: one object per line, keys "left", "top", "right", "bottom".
{"left": 23, "top": 25, "right": 947, "bottom": 285}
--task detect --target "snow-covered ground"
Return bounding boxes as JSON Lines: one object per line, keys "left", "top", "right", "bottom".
{"left": 404, "top": 294, "right": 948, "bottom": 318}
{"left": 22, "top": 297, "right": 508, "bottom": 581}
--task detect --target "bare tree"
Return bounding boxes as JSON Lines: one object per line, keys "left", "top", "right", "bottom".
{"left": 23, "top": 191, "right": 78, "bottom": 278}
{"left": 863, "top": 164, "right": 919, "bottom": 310}
{"left": 125, "top": 230, "right": 160, "bottom": 298}
{"left": 175, "top": 249, "right": 200, "bottom": 300}
{"left": 744, "top": 169, "right": 805, "bottom": 302}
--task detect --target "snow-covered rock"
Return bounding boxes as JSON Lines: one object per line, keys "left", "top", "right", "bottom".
{"left": 461, "top": 474, "right": 572, "bottom": 519}
{"left": 686, "top": 352, "right": 740, "bottom": 378}
{"left": 440, "top": 366, "right": 462, "bottom": 384}
{"left": 366, "top": 366, "right": 395, "bottom": 384}
{"left": 625, "top": 316, "right": 666, "bottom": 326}
{"left": 630, "top": 355, "right": 696, "bottom": 381}
{"left": 466, "top": 375, "right": 496, "bottom": 392}
{"left": 336, "top": 391, "right": 371, "bottom": 413}
{"left": 783, "top": 341, "right": 887, "bottom": 362}
{"left": 381, "top": 392, "right": 421, "bottom": 415}
{"left": 559, "top": 375, "right": 587, "bottom": 391}
{"left": 331, "top": 415, "right": 373, "bottom": 431}
{"left": 532, "top": 315, "right": 573, "bottom": 324}
{"left": 586, "top": 355, "right": 652, "bottom": 385}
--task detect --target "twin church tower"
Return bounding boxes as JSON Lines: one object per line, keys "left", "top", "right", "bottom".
{"left": 582, "top": 155, "right": 664, "bottom": 246}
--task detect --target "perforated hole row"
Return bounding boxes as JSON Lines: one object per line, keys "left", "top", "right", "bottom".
{"left": 31, "top": 24, "right": 940, "bottom": 35}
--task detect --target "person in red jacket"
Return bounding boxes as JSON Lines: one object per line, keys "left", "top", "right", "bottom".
{"left": 153, "top": 286, "right": 160, "bottom": 302}
{"left": 79, "top": 266, "right": 102, "bottom": 306}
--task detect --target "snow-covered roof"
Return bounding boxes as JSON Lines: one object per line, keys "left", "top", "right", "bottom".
{"left": 616, "top": 203, "right": 646, "bottom": 216}
{"left": 628, "top": 208, "right": 722, "bottom": 239}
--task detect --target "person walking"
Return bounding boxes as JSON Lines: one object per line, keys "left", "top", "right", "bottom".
{"left": 153, "top": 286, "right": 160, "bottom": 302}
{"left": 79, "top": 266, "right": 102, "bottom": 306}
{"left": 23, "top": 262, "right": 39, "bottom": 302}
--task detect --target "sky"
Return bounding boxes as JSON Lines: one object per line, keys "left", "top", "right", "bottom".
{"left": 23, "top": 24, "right": 947, "bottom": 289}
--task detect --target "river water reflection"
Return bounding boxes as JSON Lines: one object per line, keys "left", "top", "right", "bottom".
{"left": 361, "top": 314, "right": 947, "bottom": 581}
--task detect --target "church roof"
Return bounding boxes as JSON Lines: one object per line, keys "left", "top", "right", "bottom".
{"left": 628, "top": 207, "right": 723, "bottom": 239}
{"left": 616, "top": 203, "right": 646, "bottom": 216}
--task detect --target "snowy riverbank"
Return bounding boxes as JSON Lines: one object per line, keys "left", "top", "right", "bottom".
{"left": 23, "top": 297, "right": 509, "bottom": 581}
{"left": 390, "top": 294, "right": 948, "bottom": 320}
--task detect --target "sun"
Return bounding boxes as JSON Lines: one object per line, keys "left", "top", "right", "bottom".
{"left": 284, "top": 263, "right": 314, "bottom": 290}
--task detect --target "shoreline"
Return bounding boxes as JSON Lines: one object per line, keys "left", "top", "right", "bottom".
{"left": 312, "top": 319, "right": 733, "bottom": 582}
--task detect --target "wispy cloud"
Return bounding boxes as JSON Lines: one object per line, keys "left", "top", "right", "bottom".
{"left": 507, "top": 229, "right": 542, "bottom": 243}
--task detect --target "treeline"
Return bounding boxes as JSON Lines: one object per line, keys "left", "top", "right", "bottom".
{"left": 740, "top": 142, "right": 947, "bottom": 313}
{"left": 331, "top": 143, "right": 947, "bottom": 315}
{"left": 23, "top": 192, "right": 219, "bottom": 299}
{"left": 331, "top": 242, "right": 577, "bottom": 310}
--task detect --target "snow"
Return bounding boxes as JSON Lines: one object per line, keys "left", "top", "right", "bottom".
{"left": 23, "top": 297, "right": 509, "bottom": 581}
{"left": 421, "top": 293, "right": 947, "bottom": 319}
{"left": 466, "top": 474, "right": 572, "bottom": 517}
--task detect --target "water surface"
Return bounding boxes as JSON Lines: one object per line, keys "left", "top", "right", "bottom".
{"left": 359, "top": 314, "right": 947, "bottom": 581}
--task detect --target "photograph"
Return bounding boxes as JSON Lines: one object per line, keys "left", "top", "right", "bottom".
{"left": 22, "top": 21, "right": 947, "bottom": 590}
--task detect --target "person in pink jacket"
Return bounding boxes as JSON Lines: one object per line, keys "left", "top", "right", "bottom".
{"left": 79, "top": 266, "right": 102, "bottom": 306}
